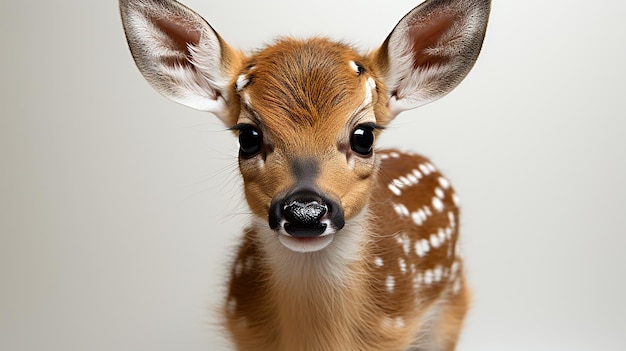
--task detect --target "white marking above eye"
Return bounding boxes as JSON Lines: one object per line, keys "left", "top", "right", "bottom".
{"left": 349, "top": 60, "right": 360, "bottom": 73}
{"left": 236, "top": 74, "right": 250, "bottom": 92}
{"left": 362, "top": 77, "right": 376, "bottom": 107}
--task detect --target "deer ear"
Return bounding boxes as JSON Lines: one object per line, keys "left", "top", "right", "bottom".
{"left": 119, "top": 0, "right": 242, "bottom": 124}
{"left": 373, "top": 0, "right": 490, "bottom": 118}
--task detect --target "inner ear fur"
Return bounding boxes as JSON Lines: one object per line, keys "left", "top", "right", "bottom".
{"left": 119, "top": 0, "right": 245, "bottom": 124}
{"left": 372, "top": 0, "right": 491, "bottom": 118}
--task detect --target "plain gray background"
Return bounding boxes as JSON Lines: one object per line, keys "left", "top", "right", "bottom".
{"left": 2, "top": 0, "right": 625, "bottom": 350}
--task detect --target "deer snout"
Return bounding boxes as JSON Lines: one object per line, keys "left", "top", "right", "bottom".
{"left": 269, "top": 189, "right": 345, "bottom": 238}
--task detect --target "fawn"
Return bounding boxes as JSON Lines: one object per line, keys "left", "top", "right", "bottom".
{"left": 119, "top": 0, "right": 490, "bottom": 349}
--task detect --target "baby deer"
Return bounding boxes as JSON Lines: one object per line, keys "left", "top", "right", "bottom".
{"left": 119, "top": 0, "right": 490, "bottom": 349}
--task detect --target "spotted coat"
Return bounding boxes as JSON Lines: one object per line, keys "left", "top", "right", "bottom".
{"left": 225, "top": 150, "right": 467, "bottom": 350}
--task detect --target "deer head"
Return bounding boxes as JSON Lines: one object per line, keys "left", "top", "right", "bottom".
{"left": 119, "top": 0, "right": 489, "bottom": 254}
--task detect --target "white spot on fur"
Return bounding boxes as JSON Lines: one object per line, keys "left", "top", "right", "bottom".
{"left": 374, "top": 257, "right": 384, "bottom": 268}
{"left": 381, "top": 316, "right": 403, "bottom": 330}
{"left": 452, "top": 193, "right": 461, "bottom": 206}
{"left": 435, "top": 187, "right": 445, "bottom": 199}
{"left": 393, "top": 203, "right": 409, "bottom": 218}
{"left": 392, "top": 178, "right": 405, "bottom": 189}
{"left": 433, "top": 265, "right": 443, "bottom": 282}
{"left": 415, "top": 239, "right": 430, "bottom": 257}
{"left": 399, "top": 257, "right": 407, "bottom": 274}
{"left": 432, "top": 197, "right": 444, "bottom": 212}
{"left": 438, "top": 228, "right": 446, "bottom": 243}
{"left": 448, "top": 211, "right": 456, "bottom": 228}
{"left": 390, "top": 151, "right": 400, "bottom": 158}
{"left": 412, "top": 211, "right": 424, "bottom": 226}
{"left": 402, "top": 236, "right": 411, "bottom": 256}
{"left": 438, "top": 176, "right": 450, "bottom": 189}
{"left": 426, "top": 162, "right": 436, "bottom": 172}
{"left": 430, "top": 233, "right": 441, "bottom": 249}
{"left": 451, "top": 261, "right": 460, "bottom": 278}
{"left": 394, "top": 316, "right": 405, "bottom": 329}
{"left": 412, "top": 168, "right": 423, "bottom": 179}
{"left": 399, "top": 176, "right": 412, "bottom": 187}
{"left": 445, "top": 226, "right": 453, "bottom": 240}
{"left": 388, "top": 184, "right": 401, "bottom": 196}
{"left": 411, "top": 208, "right": 428, "bottom": 226}
{"left": 386, "top": 275, "right": 395, "bottom": 293}
{"left": 413, "top": 273, "right": 422, "bottom": 290}
{"left": 415, "top": 241, "right": 425, "bottom": 257}
{"left": 424, "top": 269, "right": 433, "bottom": 285}
{"left": 419, "top": 164, "right": 430, "bottom": 175}
{"left": 424, "top": 206, "right": 432, "bottom": 216}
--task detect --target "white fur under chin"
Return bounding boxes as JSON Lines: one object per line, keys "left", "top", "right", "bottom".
{"left": 253, "top": 209, "right": 370, "bottom": 283}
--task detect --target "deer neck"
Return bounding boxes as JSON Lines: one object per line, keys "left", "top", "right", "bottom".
{"left": 252, "top": 211, "right": 377, "bottom": 348}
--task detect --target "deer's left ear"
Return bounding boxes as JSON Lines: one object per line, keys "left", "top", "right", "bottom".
{"left": 372, "top": 0, "right": 490, "bottom": 118}
{"left": 119, "top": 0, "right": 244, "bottom": 125}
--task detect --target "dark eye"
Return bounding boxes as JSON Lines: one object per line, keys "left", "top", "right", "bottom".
{"left": 238, "top": 125, "right": 263, "bottom": 157}
{"left": 350, "top": 125, "right": 375, "bottom": 156}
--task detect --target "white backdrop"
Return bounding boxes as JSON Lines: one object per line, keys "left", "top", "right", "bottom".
{"left": 2, "top": 0, "right": 625, "bottom": 350}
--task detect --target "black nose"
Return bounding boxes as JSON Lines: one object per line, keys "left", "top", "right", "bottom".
{"left": 283, "top": 200, "right": 327, "bottom": 226}
{"left": 269, "top": 189, "right": 344, "bottom": 237}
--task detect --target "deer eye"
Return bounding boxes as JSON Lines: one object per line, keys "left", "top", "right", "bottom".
{"left": 350, "top": 124, "right": 375, "bottom": 156}
{"left": 236, "top": 124, "right": 263, "bottom": 157}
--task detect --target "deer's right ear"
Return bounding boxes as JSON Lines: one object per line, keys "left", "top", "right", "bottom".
{"left": 372, "top": 0, "right": 490, "bottom": 119}
{"left": 119, "top": 0, "right": 242, "bottom": 124}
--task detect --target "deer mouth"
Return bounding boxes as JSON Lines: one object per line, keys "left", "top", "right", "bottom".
{"left": 277, "top": 232, "right": 335, "bottom": 253}
{"left": 275, "top": 214, "right": 337, "bottom": 252}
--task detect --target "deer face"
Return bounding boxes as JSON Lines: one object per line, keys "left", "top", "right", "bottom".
{"left": 231, "top": 39, "right": 389, "bottom": 252}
